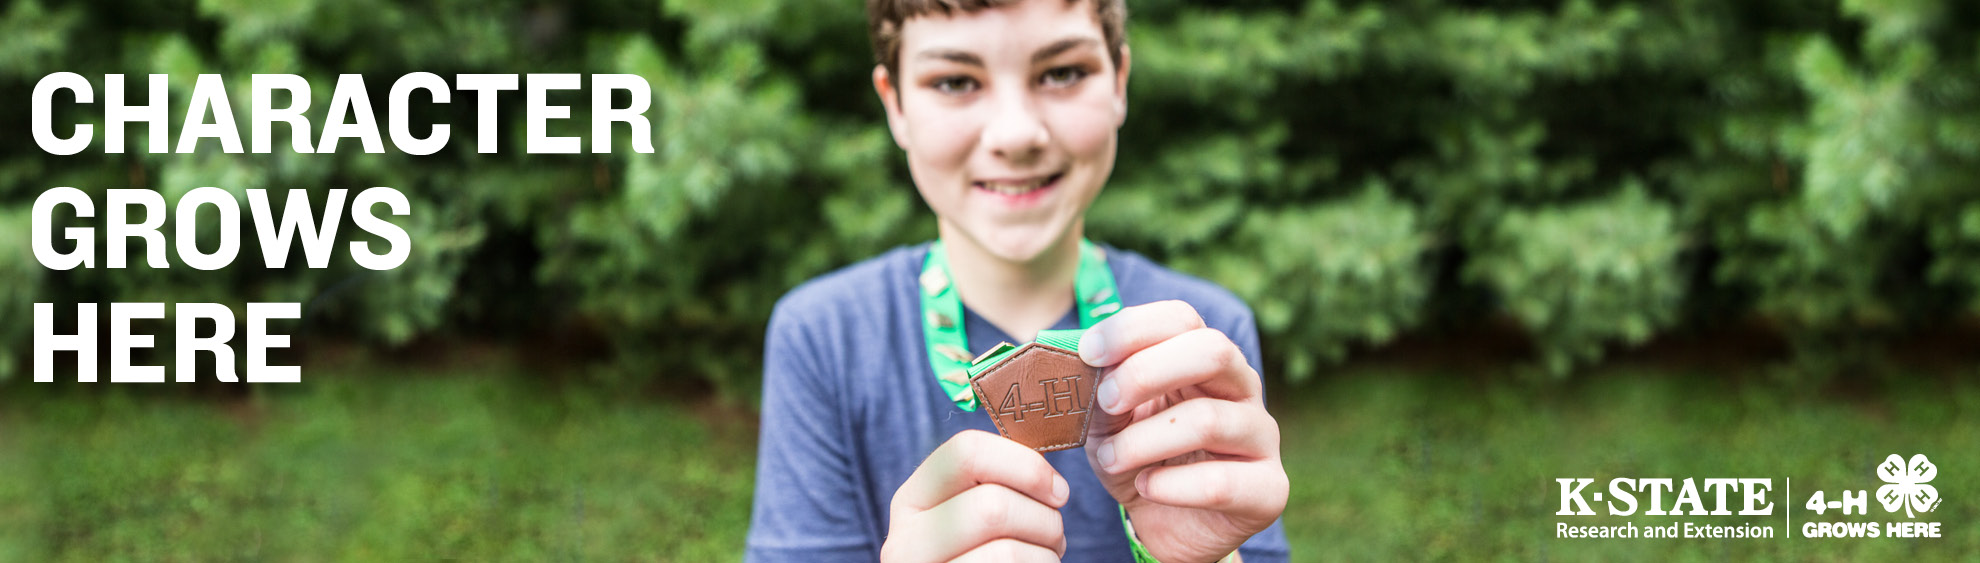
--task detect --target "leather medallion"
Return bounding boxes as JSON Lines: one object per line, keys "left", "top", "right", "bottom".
{"left": 968, "top": 342, "right": 1099, "bottom": 452}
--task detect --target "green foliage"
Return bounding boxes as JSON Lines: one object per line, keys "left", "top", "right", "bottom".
{"left": 2, "top": 0, "right": 1977, "bottom": 390}
{"left": 1184, "top": 183, "right": 1430, "bottom": 382}
{"left": 0, "top": 208, "right": 41, "bottom": 382}
{"left": 1466, "top": 186, "right": 1684, "bottom": 378}
{"left": 1931, "top": 204, "right": 1980, "bottom": 313}
{"left": 1117, "top": 0, "right": 1979, "bottom": 380}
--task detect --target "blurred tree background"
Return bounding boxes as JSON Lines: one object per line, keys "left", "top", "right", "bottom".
{"left": 1, "top": 0, "right": 1977, "bottom": 392}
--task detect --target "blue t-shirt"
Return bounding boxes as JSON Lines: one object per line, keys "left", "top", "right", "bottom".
{"left": 745, "top": 243, "right": 1291, "bottom": 562}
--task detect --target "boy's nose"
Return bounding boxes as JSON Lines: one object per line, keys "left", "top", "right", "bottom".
{"left": 981, "top": 90, "right": 1049, "bottom": 165}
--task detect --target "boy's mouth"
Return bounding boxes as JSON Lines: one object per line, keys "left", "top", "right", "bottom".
{"left": 973, "top": 172, "right": 1064, "bottom": 198}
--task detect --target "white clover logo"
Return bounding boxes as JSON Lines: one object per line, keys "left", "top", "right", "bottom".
{"left": 1876, "top": 454, "right": 1941, "bottom": 518}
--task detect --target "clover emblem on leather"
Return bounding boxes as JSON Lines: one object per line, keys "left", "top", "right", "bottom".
{"left": 1876, "top": 454, "right": 1940, "bottom": 518}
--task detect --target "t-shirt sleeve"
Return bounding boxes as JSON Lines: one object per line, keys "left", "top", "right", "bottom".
{"left": 744, "top": 302, "right": 878, "bottom": 562}
{"left": 1226, "top": 305, "right": 1265, "bottom": 380}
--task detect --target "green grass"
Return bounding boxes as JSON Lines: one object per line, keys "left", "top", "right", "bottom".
{"left": 2, "top": 365, "right": 1975, "bottom": 561}
{"left": 0, "top": 370, "right": 756, "bottom": 562}
{"left": 1275, "top": 368, "right": 1980, "bottom": 561}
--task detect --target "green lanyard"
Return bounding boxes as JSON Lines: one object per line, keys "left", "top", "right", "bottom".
{"left": 919, "top": 238, "right": 1122, "bottom": 411}
{"left": 919, "top": 239, "right": 1164, "bottom": 562}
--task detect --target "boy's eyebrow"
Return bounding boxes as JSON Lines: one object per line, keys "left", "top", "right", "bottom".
{"left": 912, "top": 37, "right": 1101, "bottom": 69}
{"left": 1031, "top": 37, "right": 1100, "bottom": 64}
{"left": 915, "top": 48, "right": 984, "bottom": 68}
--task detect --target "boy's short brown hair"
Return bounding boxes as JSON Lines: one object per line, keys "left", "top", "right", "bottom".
{"left": 865, "top": 0, "right": 1128, "bottom": 78}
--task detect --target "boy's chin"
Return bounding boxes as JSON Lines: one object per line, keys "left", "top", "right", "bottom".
{"left": 963, "top": 225, "right": 1076, "bottom": 265}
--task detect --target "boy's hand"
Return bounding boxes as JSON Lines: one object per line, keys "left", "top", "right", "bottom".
{"left": 1079, "top": 301, "right": 1288, "bottom": 563}
{"left": 882, "top": 430, "right": 1070, "bottom": 562}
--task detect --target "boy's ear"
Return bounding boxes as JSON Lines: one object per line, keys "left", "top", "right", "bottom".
{"left": 873, "top": 65, "right": 912, "bottom": 150}
{"left": 1112, "top": 45, "right": 1132, "bottom": 129}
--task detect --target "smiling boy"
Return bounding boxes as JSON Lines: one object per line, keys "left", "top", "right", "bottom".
{"left": 745, "top": 1, "right": 1290, "bottom": 561}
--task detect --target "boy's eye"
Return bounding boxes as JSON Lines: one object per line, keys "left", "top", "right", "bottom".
{"left": 932, "top": 76, "right": 979, "bottom": 95}
{"left": 1040, "top": 66, "right": 1089, "bottom": 88}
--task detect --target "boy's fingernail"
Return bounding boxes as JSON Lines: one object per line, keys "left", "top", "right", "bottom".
{"left": 1096, "top": 441, "right": 1116, "bottom": 471}
{"left": 1079, "top": 329, "right": 1108, "bottom": 365}
{"left": 1097, "top": 377, "right": 1120, "bottom": 413}
{"left": 1051, "top": 474, "right": 1070, "bottom": 504}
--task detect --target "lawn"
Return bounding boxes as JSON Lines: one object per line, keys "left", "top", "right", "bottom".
{"left": 1274, "top": 368, "right": 1978, "bottom": 561}
{"left": 2, "top": 364, "right": 1974, "bottom": 561}
{"left": 0, "top": 369, "right": 757, "bottom": 562}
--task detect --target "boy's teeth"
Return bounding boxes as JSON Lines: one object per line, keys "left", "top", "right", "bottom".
{"left": 981, "top": 178, "right": 1047, "bottom": 195}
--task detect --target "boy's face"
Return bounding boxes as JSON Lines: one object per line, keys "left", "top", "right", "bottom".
{"left": 876, "top": 0, "right": 1129, "bottom": 263}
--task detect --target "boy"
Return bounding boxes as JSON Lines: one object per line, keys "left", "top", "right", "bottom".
{"left": 746, "top": 1, "right": 1290, "bottom": 561}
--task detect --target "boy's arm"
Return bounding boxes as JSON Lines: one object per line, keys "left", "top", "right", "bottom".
{"left": 744, "top": 305, "right": 876, "bottom": 562}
